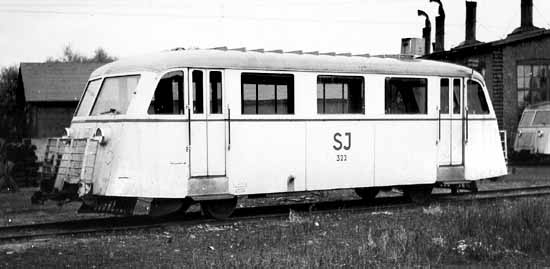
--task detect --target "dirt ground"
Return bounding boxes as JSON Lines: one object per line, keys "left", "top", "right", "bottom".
{"left": 1, "top": 166, "right": 550, "bottom": 267}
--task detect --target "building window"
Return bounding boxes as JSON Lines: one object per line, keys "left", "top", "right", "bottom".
{"left": 241, "top": 73, "right": 294, "bottom": 115}
{"left": 317, "top": 76, "right": 364, "bottom": 114}
{"left": 385, "top": 77, "right": 427, "bottom": 114}
{"left": 467, "top": 80, "right": 490, "bottom": 115}
{"left": 517, "top": 63, "right": 550, "bottom": 109}
{"left": 148, "top": 71, "right": 184, "bottom": 115}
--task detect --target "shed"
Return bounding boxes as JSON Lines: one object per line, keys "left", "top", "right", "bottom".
{"left": 18, "top": 62, "right": 103, "bottom": 138}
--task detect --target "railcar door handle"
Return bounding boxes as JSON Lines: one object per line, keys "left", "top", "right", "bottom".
{"left": 228, "top": 107, "right": 231, "bottom": 151}
{"left": 438, "top": 107, "right": 441, "bottom": 143}
{"left": 188, "top": 108, "right": 192, "bottom": 145}
{"left": 465, "top": 107, "right": 469, "bottom": 144}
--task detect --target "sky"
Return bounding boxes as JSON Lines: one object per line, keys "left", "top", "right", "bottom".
{"left": 0, "top": 0, "right": 549, "bottom": 68}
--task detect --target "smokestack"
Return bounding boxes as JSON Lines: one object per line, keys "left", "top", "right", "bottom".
{"left": 465, "top": 1, "right": 477, "bottom": 43}
{"left": 430, "top": 0, "right": 445, "bottom": 52}
{"left": 418, "top": 10, "right": 431, "bottom": 55}
{"left": 521, "top": 0, "right": 534, "bottom": 28}
{"left": 510, "top": 0, "right": 541, "bottom": 35}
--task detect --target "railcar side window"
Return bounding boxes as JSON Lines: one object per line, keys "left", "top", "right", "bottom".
{"left": 467, "top": 80, "right": 490, "bottom": 114}
{"left": 241, "top": 73, "right": 294, "bottom": 115}
{"left": 75, "top": 79, "right": 102, "bottom": 117}
{"left": 519, "top": 111, "right": 535, "bottom": 126}
{"left": 90, "top": 75, "right": 140, "bottom": 116}
{"left": 193, "top": 70, "right": 204, "bottom": 114}
{"left": 533, "top": 111, "right": 550, "bottom": 126}
{"left": 440, "top": 79, "right": 449, "bottom": 114}
{"left": 148, "top": 71, "right": 184, "bottom": 115}
{"left": 210, "top": 71, "right": 222, "bottom": 114}
{"left": 453, "top": 79, "right": 461, "bottom": 114}
{"left": 384, "top": 77, "right": 427, "bottom": 114}
{"left": 317, "top": 76, "right": 364, "bottom": 114}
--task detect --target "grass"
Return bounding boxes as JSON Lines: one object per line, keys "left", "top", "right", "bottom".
{"left": 4, "top": 197, "right": 550, "bottom": 268}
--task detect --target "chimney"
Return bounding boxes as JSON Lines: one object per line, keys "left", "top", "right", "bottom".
{"left": 521, "top": 0, "right": 534, "bottom": 28}
{"left": 430, "top": 0, "right": 445, "bottom": 52}
{"left": 510, "top": 0, "right": 541, "bottom": 36}
{"left": 465, "top": 1, "right": 477, "bottom": 43}
{"left": 417, "top": 10, "right": 431, "bottom": 55}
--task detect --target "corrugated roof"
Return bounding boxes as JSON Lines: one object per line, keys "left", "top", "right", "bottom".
{"left": 91, "top": 49, "right": 483, "bottom": 81}
{"left": 20, "top": 62, "right": 104, "bottom": 102}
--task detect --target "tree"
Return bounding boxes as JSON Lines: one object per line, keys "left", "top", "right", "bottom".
{"left": 46, "top": 45, "right": 117, "bottom": 63}
{"left": 0, "top": 65, "right": 22, "bottom": 139}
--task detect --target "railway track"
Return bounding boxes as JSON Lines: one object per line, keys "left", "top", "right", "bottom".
{"left": 2, "top": 185, "right": 550, "bottom": 242}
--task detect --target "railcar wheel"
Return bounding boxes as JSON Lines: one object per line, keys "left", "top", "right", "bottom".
{"left": 354, "top": 188, "right": 379, "bottom": 201}
{"left": 149, "top": 198, "right": 193, "bottom": 217}
{"left": 201, "top": 197, "right": 238, "bottom": 220}
{"left": 404, "top": 185, "right": 433, "bottom": 205}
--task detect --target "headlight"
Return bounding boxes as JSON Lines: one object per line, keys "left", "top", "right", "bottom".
{"left": 93, "top": 127, "right": 111, "bottom": 145}
{"left": 63, "top": 128, "right": 73, "bottom": 138}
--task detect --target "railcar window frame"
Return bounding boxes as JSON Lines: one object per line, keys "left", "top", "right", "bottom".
{"left": 317, "top": 75, "right": 365, "bottom": 114}
{"left": 89, "top": 74, "right": 141, "bottom": 116}
{"left": 384, "top": 77, "right": 428, "bottom": 115}
{"left": 75, "top": 78, "right": 103, "bottom": 117}
{"left": 241, "top": 72, "right": 295, "bottom": 115}
{"left": 148, "top": 71, "right": 185, "bottom": 115}
{"left": 467, "top": 79, "right": 490, "bottom": 115}
{"left": 440, "top": 78, "right": 450, "bottom": 114}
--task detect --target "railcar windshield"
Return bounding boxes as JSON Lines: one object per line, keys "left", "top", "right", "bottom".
{"left": 89, "top": 75, "right": 141, "bottom": 116}
{"left": 75, "top": 79, "right": 102, "bottom": 117}
{"left": 533, "top": 111, "right": 550, "bottom": 126}
{"left": 519, "top": 111, "right": 535, "bottom": 127}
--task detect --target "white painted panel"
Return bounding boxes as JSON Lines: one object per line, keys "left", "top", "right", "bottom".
{"left": 438, "top": 120, "right": 451, "bottom": 165}
{"left": 306, "top": 122, "right": 375, "bottom": 190}
{"left": 465, "top": 120, "right": 507, "bottom": 180}
{"left": 190, "top": 121, "right": 208, "bottom": 176}
{"left": 227, "top": 122, "right": 306, "bottom": 195}
{"left": 207, "top": 121, "right": 226, "bottom": 175}
{"left": 451, "top": 119, "right": 464, "bottom": 165}
{"left": 374, "top": 121, "right": 438, "bottom": 186}
{"left": 75, "top": 121, "right": 190, "bottom": 198}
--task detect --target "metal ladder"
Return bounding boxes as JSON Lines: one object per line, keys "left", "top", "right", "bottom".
{"left": 44, "top": 138, "right": 99, "bottom": 195}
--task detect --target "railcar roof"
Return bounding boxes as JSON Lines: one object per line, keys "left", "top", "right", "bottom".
{"left": 91, "top": 49, "right": 483, "bottom": 81}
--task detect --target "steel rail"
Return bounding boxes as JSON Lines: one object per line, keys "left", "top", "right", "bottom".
{"left": 2, "top": 185, "right": 550, "bottom": 242}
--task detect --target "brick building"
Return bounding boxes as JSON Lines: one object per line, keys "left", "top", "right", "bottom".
{"left": 17, "top": 62, "right": 102, "bottom": 138}
{"left": 425, "top": 0, "right": 550, "bottom": 155}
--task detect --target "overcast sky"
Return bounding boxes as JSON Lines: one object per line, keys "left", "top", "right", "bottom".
{"left": 1, "top": 0, "right": 549, "bottom": 68}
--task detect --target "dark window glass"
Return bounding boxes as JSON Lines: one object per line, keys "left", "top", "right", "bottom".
{"left": 384, "top": 77, "right": 427, "bottom": 114}
{"left": 241, "top": 73, "right": 294, "bottom": 115}
{"left": 467, "top": 80, "right": 490, "bottom": 114}
{"left": 317, "top": 76, "right": 364, "bottom": 114}
{"left": 453, "top": 79, "right": 461, "bottom": 114}
{"left": 210, "top": 71, "right": 222, "bottom": 114}
{"left": 148, "top": 71, "right": 184, "bottom": 115}
{"left": 193, "top": 70, "right": 204, "bottom": 114}
{"left": 440, "top": 79, "right": 449, "bottom": 114}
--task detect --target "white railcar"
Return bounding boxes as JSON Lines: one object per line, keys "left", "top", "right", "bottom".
{"left": 39, "top": 48, "right": 507, "bottom": 218}
{"left": 514, "top": 102, "right": 550, "bottom": 155}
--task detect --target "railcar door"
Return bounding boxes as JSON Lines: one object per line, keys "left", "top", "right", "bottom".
{"left": 438, "top": 78, "right": 465, "bottom": 180}
{"left": 450, "top": 78, "right": 464, "bottom": 166}
{"left": 189, "top": 69, "right": 227, "bottom": 177}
